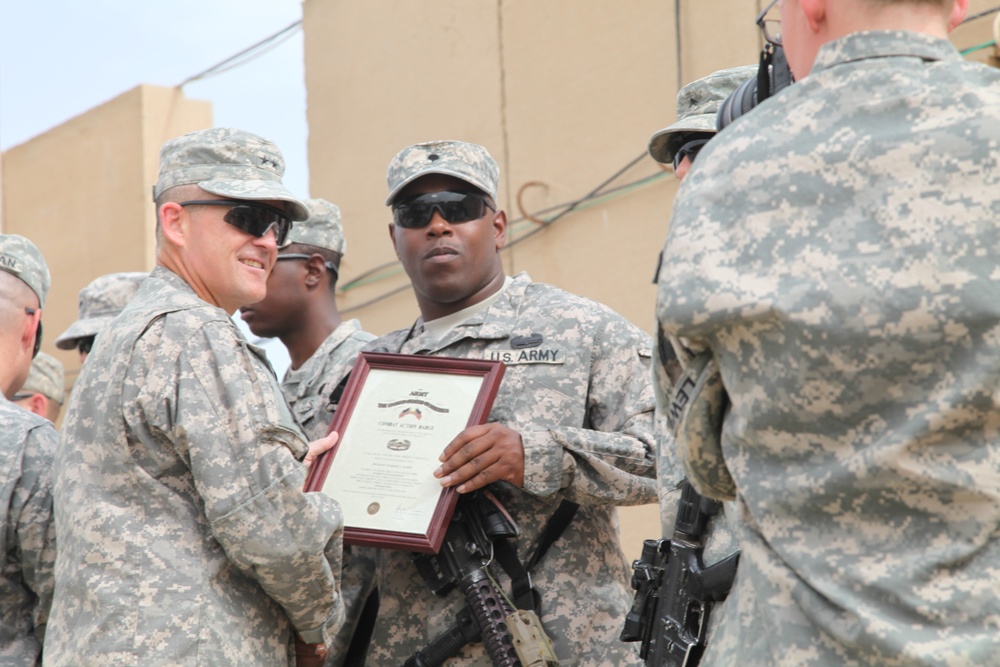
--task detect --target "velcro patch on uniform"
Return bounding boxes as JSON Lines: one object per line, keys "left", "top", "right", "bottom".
{"left": 485, "top": 348, "right": 564, "bottom": 365}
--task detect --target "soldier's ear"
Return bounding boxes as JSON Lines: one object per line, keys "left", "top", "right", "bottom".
{"left": 303, "top": 255, "right": 326, "bottom": 288}
{"left": 493, "top": 210, "right": 507, "bottom": 251}
{"left": 799, "top": 0, "right": 825, "bottom": 31}
{"left": 159, "top": 202, "right": 187, "bottom": 248}
{"left": 16, "top": 392, "right": 48, "bottom": 419}
{"left": 947, "top": 0, "right": 969, "bottom": 32}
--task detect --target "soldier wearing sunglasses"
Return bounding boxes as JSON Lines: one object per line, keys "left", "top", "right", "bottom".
{"left": 658, "top": 1, "right": 1000, "bottom": 666}
{"left": 363, "top": 140, "right": 658, "bottom": 666}
{"left": 0, "top": 234, "right": 56, "bottom": 667}
{"left": 240, "top": 197, "right": 377, "bottom": 666}
{"left": 49, "top": 128, "right": 345, "bottom": 667}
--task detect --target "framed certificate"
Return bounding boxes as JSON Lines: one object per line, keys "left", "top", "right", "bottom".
{"left": 303, "top": 352, "right": 505, "bottom": 553}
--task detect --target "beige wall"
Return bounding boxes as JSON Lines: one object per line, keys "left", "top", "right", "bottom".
{"left": 1, "top": 85, "right": 211, "bottom": 397}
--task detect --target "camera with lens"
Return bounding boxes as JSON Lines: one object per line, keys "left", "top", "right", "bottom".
{"left": 716, "top": 43, "right": 794, "bottom": 131}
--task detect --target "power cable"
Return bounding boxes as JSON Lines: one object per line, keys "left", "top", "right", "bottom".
{"left": 179, "top": 20, "right": 302, "bottom": 87}
{"left": 961, "top": 5, "right": 1000, "bottom": 24}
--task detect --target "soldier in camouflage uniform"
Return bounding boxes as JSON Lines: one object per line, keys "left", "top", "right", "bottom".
{"left": 241, "top": 197, "right": 378, "bottom": 666}
{"left": 12, "top": 352, "right": 65, "bottom": 423}
{"left": 646, "top": 65, "right": 756, "bottom": 647}
{"left": 54, "top": 271, "right": 147, "bottom": 361}
{"left": 48, "top": 128, "right": 345, "bottom": 666}
{"left": 656, "top": 1, "right": 1000, "bottom": 665}
{"left": 0, "top": 234, "right": 56, "bottom": 666}
{"left": 364, "top": 140, "right": 657, "bottom": 665}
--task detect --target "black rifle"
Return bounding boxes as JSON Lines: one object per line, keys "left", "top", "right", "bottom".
{"left": 407, "top": 490, "right": 523, "bottom": 667}
{"left": 621, "top": 481, "right": 740, "bottom": 667}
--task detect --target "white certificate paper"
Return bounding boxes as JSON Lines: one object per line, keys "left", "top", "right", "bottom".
{"left": 320, "top": 368, "right": 484, "bottom": 535}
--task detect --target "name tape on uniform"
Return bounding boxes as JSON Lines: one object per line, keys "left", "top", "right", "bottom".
{"left": 485, "top": 348, "right": 564, "bottom": 365}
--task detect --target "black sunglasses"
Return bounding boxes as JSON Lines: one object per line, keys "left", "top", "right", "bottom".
{"left": 179, "top": 199, "right": 293, "bottom": 247}
{"left": 392, "top": 191, "right": 495, "bottom": 229}
{"left": 673, "top": 138, "right": 711, "bottom": 171}
{"left": 275, "top": 253, "right": 339, "bottom": 281}
{"left": 77, "top": 336, "right": 95, "bottom": 356}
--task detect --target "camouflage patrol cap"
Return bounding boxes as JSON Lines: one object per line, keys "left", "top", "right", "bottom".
{"left": 385, "top": 140, "right": 499, "bottom": 205}
{"left": 153, "top": 127, "right": 310, "bottom": 221}
{"left": 0, "top": 234, "right": 50, "bottom": 307}
{"left": 19, "top": 352, "right": 65, "bottom": 404}
{"left": 55, "top": 271, "right": 147, "bottom": 350}
{"left": 648, "top": 65, "right": 757, "bottom": 164}
{"left": 286, "top": 198, "right": 346, "bottom": 255}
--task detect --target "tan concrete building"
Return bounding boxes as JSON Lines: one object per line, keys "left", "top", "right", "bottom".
{"left": 2, "top": 0, "right": 999, "bottom": 554}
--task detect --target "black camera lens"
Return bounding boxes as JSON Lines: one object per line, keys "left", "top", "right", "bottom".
{"left": 716, "top": 44, "right": 794, "bottom": 132}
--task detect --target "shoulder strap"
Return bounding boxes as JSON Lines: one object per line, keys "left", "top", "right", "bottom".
{"left": 495, "top": 499, "right": 579, "bottom": 612}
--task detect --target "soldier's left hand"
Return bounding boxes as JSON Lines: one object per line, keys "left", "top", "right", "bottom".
{"left": 435, "top": 422, "right": 525, "bottom": 493}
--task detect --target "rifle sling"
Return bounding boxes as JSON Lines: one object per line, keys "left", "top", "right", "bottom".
{"left": 494, "top": 499, "right": 579, "bottom": 612}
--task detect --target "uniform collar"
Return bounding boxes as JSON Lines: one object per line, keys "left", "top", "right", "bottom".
{"left": 387, "top": 272, "right": 532, "bottom": 354}
{"left": 811, "top": 30, "right": 960, "bottom": 76}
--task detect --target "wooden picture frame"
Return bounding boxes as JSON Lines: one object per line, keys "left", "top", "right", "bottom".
{"left": 303, "top": 352, "right": 505, "bottom": 553}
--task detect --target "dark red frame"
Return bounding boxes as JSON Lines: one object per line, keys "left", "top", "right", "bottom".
{"left": 303, "top": 352, "right": 505, "bottom": 553}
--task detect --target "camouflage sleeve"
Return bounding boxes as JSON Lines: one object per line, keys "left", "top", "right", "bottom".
{"left": 16, "top": 424, "right": 57, "bottom": 649}
{"left": 142, "top": 320, "right": 344, "bottom": 644}
{"left": 323, "top": 545, "right": 378, "bottom": 667}
{"left": 521, "top": 317, "right": 658, "bottom": 506}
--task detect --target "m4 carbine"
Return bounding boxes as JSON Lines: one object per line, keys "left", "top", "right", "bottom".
{"left": 621, "top": 481, "right": 739, "bottom": 667}
{"left": 407, "top": 489, "right": 557, "bottom": 667}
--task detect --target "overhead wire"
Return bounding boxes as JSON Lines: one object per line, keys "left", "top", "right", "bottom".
{"left": 178, "top": 20, "right": 302, "bottom": 87}
{"left": 961, "top": 5, "right": 1000, "bottom": 24}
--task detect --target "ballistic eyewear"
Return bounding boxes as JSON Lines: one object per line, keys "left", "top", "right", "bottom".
{"left": 757, "top": 0, "right": 782, "bottom": 46}
{"left": 179, "top": 199, "right": 293, "bottom": 247}
{"left": 77, "top": 336, "right": 95, "bottom": 356}
{"left": 275, "top": 253, "right": 339, "bottom": 281}
{"left": 392, "top": 191, "right": 495, "bottom": 229}
{"left": 673, "top": 138, "right": 711, "bottom": 171}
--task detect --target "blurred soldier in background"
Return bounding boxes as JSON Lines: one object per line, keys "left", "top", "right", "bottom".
{"left": 12, "top": 351, "right": 65, "bottom": 423}
{"left": 54, "top": 271, "right": 147, "bottom": 362}
{"left": 635, "top": 65, "right": 756, "bottom": 661}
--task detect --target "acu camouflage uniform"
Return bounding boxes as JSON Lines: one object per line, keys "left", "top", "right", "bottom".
{"left": 284, "top": 322, "right": 374, "bottom": 667}
{"left": 0, "top": 398, "right": 56, "bottom": 666}
{"left": 657, "top": 31, "right": 1000, "bottom": 667}
{"left": 48, "top": 267, "right": 345, "bottom": 666}
{"left": 647, "top": 65, "right": 758, "bottom": 646}
{"left": 277, "top": 198, "right": 378, "bottom": 667}
{"left": 365, "top": 272, "right": 657, "bottom": 666}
